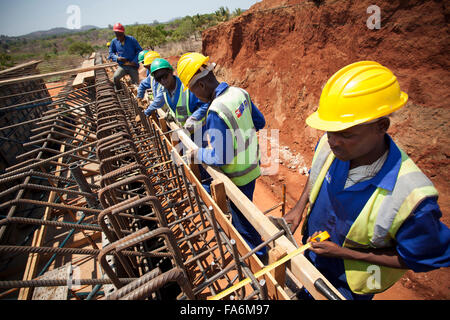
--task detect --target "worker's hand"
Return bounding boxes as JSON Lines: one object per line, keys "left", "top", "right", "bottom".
{"left": 284, "top": 207, "right": 302, "bottom": 234}
{"left": 137, "top": 98, "right": 148, "bottom": 107}
{"left": 144, "top": 108, "right": 153, "bottom": 117}
{"left": 307, "top": 231, "right": 343, "bottom": 258}
{"left": 117, "top": 57, "right": 127, "bottom": 62}
{"left": 184, "top": 117, "right": 203, "bottom": 133}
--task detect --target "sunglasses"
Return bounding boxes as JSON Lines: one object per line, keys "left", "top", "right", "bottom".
{"left": 154, "top": 72, "right": 171, "bottom": 83}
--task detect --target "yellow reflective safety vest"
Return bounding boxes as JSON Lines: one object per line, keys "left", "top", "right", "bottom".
{"left": 163, "top": 85, "right": 192, "bottom": 127}
{"left": 305, "top": 135, "right": 439, "bottom": 294}
{"left": 207, "top": 86, "right": 261, "bottom": 186}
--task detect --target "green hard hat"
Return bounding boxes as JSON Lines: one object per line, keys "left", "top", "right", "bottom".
{"left": 151, "top": 58, "right": 173, "bottom": 76}
{"left": 138, "top": 50, "right": 149, "bottom": 63}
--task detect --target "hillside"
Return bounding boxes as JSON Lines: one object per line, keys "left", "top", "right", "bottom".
{"left": 0, "top": 6, "right": 246, "bottom": 72}
{"left": 17, "top": 25, "right": 99, "bottom": 39}
{"left": 202, "top": 0, "right": 449, "bottom": 299}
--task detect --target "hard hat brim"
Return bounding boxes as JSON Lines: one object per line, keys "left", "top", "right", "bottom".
{"left": 306, "top": 91, "right": 408, "bottom": 132}
{"left": 305, "top": 111, "right": 365, "bottom": 132}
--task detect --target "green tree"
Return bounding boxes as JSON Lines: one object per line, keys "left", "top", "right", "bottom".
{"left": 232, "top": 8, "right": 243, "bottom": 17}
{"left": 0, "top": 53, "right": 13, "bottom": 70}
{"left": 215, "top": 6, "right": 230, "bottom": 22}
{"left": 126, "top": 24, "right": 169, "bottom": 48}
{"left": 68, "top": 41, "right": 93, "bottom": 57}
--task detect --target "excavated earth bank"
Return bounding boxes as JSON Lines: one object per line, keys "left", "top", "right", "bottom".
{"left": 201, "top": 0, "right": 449, "bottom": 299}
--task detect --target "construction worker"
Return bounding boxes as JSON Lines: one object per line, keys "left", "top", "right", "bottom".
{"left": 105, "top": 42, "right": 112, "bottom": 61}
{"left": 177, "top": 52, "right": 267, "bottom": 260}
{"left": 138, "top": 50, "right": 149, "bottom": 65}
{"left": 143, "top": 58, "right": 208, "bottom": 131}
{"left": 284, "top": 61, "right": 450, "bottom": 300}
{"left": 137, "top": 51, "right": 162, "bottom": 104}
{"left": 108, "top": 23, "right": 143, "bottom": 89}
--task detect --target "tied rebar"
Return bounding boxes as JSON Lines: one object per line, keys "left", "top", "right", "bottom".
{"left": 0, "top": 53, "right": 277, "bottom": 301}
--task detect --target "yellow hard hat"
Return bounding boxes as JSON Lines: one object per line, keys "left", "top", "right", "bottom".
{"left": 306, "top": 61, "right": 408, "bottom": 132}
{"left": 106, "top": 42, "right": 110, "bottom": 47}
{"left": 143, "top": 51, "right": 161, "bottom": 66}
{"left": 177, "top": 52, "right": 210, "bottom": 91}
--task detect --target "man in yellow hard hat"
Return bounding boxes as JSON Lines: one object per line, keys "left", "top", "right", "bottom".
{"left": 143, "top": 58, "right": 208, "bottom": 131}
{"left": 177, "top": 52, "right": 268, "bottom": 260}
{"left": 136, "top": 51, "right": 162, "bottom": 104}
{"left": 284, "top": 61, "right": 450, "bottom": 300}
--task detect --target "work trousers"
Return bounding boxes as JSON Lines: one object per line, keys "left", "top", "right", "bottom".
{"left": 113, "top": 65, "right": 140, "bottom": 89}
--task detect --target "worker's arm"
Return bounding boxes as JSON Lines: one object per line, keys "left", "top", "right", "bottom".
{"left": 307, "top": 233, "right": 409, "bottom": 269}
{"left": 309, "top": 198, "right": 450, "bottom": 270}
{"left": 188, "top": 92, "right": 209, "bottom": 121}
{"left": 137, "top": 77, "right": 151, "bottom": 99}
{"left": 284, "top": 176, "right": 310, "bottom": 234}
{"left": 130, "top": 37, "right": 143, "bottom": 66}
{"left": 250, "top": 101, "right": 265, "bottom": 131}
{"left": 195, "top": 112, "right": 232, "bottom": 166}
{"left": 108, "top": 41, "right": 119, "bottom": 62}
{"left": 144, "top": 90, "right": 166, "bottom": 116}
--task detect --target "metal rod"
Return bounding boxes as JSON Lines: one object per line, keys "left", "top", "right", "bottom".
{"left": 70, "top": 161, "right": 100, "bottom": 208}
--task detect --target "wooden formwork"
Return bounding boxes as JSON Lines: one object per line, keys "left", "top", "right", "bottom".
{"left": 150, "top": 107, "right": 345, "bottom": 300}
{"left": 149, "top": 108, "right": 345, "bottom": 300}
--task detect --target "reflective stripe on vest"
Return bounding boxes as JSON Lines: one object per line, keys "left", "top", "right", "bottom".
{"left": 164, "top": 87, "right": 191, "bottom": 126}
{"left": 306, "top": 135, "right": 439, "bottom": 294}
{"left": 208, "top": 87, "right": 261, "bottom": 186}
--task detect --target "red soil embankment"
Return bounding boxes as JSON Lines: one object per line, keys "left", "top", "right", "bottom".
{"left": 203, "top": 0, "right": 450, "bottom": 299}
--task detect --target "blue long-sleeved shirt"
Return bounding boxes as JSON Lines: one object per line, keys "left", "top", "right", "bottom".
{"left": 304, "top": 134, "right": 450, "bottom": 300}
{"left": 108, "top": 35, "right": 142, "bottom": 67}
{"left": 137, "top": 75, "right": 161, "bottom": 99}
{"left": 196, "top": 82, "right": 265, "bottom": 167}
{"left": 144, "top": 76, "right": 208, "bottom": 121}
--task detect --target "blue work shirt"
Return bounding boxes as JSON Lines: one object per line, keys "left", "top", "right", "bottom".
{"left": 196, "top": 82, "right": 266, "bottom": 167}
{"left": 108, "top": 35, "right": 142, "bottom": 67}
{"left": 304, "top": 134, "right": 450, "bottom": 300}
{"left": 144, "top": 76, "right": 208, "bottom": 121}
{"left": 137, "top": 75, "right": 161, "bottom": 99}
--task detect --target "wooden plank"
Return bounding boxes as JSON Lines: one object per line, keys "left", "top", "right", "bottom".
{"left": 269, "top": 246, "right": 287, "bottom": 287}
{"left": 160, "top": 115, "right": 346, "bottom": 300}
{"left": 0, "top": 60, "right": 42, "bottom": 77}
{"left": 210, "top": 180, "right": 228, "bottom": 214}
{"left": 72, "top": 59, "right": 95, "bottom": 88}
{"left": 0, "top": 62, "right": 116, "bottom": 86}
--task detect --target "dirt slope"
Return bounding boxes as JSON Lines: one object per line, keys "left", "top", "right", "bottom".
{"left": 202, "top": 0, "right": 449, "bottom": 299}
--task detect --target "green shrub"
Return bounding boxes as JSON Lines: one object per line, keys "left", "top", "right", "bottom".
{"left": 68, "top": 41, "right": 93, "bottom": 57}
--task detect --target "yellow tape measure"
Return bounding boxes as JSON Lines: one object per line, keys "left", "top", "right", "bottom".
{"left": 208, "top": 231, "right": 330, "bottom": 300}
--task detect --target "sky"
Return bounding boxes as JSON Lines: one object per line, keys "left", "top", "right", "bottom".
{"left": 0, "top": 0, "right": 261, "bottom": 37}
